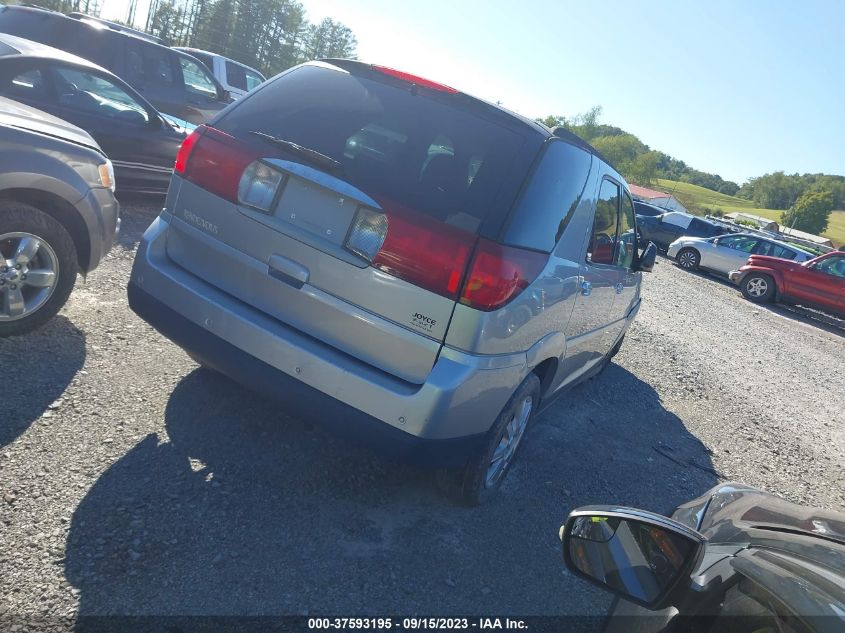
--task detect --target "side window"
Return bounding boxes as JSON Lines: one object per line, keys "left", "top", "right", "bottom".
{"left": 179, "top": 55, "right": 218, "bottom": 100}
{"left": 756, "top": 241, "right": 797, "bottom": 260}
{"left": 504, "top": 140, "right": 593, "bottom": 252}
{"left": 225, "top": 61, "right": 248, "bottom": 91}
{"left": 245, "top": 69, "right": 264, "bottom": 91}
{"left": 588, "top": 178, "right": 620, "bottom": 265}
{"left": 52, "top": 66, "right": 149, "bottom": 124}
{"left": 615, "top": 193, "right": 636, "bottom": 269}
{"left": 814, "top": 255, "right": 845, "bottom": 278}
{"left": 722, "top": 236, "right": 758, "bottom": 253}
{"left": 5, "top": 68, "right": 48, "bottom": 99}
{"left": 662, "top": 212, "right": 692, "bottom": 229}
{"left": 140, "top": 46, "right": 175, "bottom": 87}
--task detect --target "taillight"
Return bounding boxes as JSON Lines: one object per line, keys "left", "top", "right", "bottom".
{"left": 174, "top": 125, "right": 204, "bottom": 174}
{"left": 344, "top": 205, "right": 475, "bottom": 300}
{"left": 175, "top": 125, "right": 263, "bottom": 203}
{"left": 459, "top": 239, "right": 547, "bottom": 311}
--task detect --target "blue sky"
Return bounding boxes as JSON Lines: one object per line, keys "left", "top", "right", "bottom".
{"left": 102, "top": 0, "right": 845, "bottom": 184}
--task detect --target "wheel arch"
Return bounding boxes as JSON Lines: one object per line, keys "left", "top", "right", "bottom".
{"left": 0, "top": 189, "right": 90, "bottom": 273}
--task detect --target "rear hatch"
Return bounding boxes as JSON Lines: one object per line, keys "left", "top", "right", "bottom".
{"left": 164, "top": 61, "right": 542, "bottom": 383}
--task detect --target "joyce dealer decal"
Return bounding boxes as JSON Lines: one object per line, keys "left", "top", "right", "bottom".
{"left": 410, "top": 312, "right": 437, "bottom": 332}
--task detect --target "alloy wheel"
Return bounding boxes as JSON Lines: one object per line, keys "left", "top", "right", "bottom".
{"left": 678, "top": 250, "right": 697, "bottom": 269}
{"left": 485, "top": 396, "right": 533, "bottom": 489}
{"left": 746, "top": 277, "right": 768, "bottom": 298}
{"left": 0, "top": 232, "right": 59, "bottom": 322}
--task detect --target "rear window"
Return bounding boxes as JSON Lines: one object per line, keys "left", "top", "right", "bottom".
{"left": 503, "top": 140, "right": 593, "bottom": 252}
{"left": 215, "top": 63, "right": 540, "bottom": 234}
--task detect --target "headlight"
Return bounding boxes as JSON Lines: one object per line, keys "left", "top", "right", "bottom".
{"left": 98, "top": 161, "right": 115, "bottom": 192}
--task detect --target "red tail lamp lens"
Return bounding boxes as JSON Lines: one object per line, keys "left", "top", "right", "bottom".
{"left": 460, "top": 239, "right": 546, "bottom": 311}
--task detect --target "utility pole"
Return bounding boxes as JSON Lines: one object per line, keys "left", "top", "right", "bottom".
{"left": 127, "top": 0, "right": 137, "bottom": 27}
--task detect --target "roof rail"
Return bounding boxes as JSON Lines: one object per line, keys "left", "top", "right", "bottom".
{"left": 705, "top": 215, "right": 833, "bottom": 253}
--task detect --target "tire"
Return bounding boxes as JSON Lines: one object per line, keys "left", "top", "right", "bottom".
{"left": 741, "top": 273, "right": 775, "bottom": 303}
{"left": 676, "top": 247, "right": 700, "bottom": 271}
{"left": 0, "top": 204, "right": 77, "bottom": 337}
{"left": 438, "top": 373, "right": 541, "bottom": 506}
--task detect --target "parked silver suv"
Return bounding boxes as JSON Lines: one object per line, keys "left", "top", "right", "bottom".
{"left": 0, "top": 96, "right": 118, "bottom": 337}
{"left": 128, "top": 61, "right": 656, "bottom": 504}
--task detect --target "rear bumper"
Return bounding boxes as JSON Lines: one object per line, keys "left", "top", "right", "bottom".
{"left": 128, "top": 214, "right": 529, "bottom": 462}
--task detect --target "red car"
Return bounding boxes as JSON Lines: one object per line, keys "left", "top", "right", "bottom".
{"left": 730, "top": 251, "right": 845, "bottom": 317}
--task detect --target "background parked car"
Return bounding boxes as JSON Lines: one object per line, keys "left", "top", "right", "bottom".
{"left": 637, "top": 211, "right": 725, "bottom": 250}
{"left": 730, "top": 251, "right": 845, "bottom": 316}
{"left": 633, "top": 199, "right": 669, "bottom": 218}
{"left": 0, "top": 96, "right": 118, "bottom": 336}
{"left": 174, "top": 47, "right": 266, "bottom": 99}
{"left": 560, "top": 482, "right": 845, "bottom": 633}
{"left": 0, "top": 5, "right": 231, "bottom": 124}
{"left": 128, "top": 59, "right": 657, "bottom": 506}
{"left": 668, "top": 232, "right": 815, "bottom": 278}
{"left": 0, "top": 34, "right": 193, "bottom": 194}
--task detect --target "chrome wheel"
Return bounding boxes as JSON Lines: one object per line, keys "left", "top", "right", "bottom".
{"left": 678, "top": 249, "right": 698, "bottom": 269}
{"left": 485, "top": 395, "right": 532, "bottom": 488}
{"left": 0, "top": 232, "right": 59, "bottom": 322}
{"left": 746, "top": 277, "right": 769, "bottom": 298}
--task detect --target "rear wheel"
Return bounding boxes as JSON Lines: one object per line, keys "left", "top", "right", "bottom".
{"left": 676, "top": 247, "right": 700, "bottom": 271}
{"left": 438, "top": 373, "right": 541, "bottom": 506}
{"left": 0, "top": 204, "right": 77, "bottom": 337}
{"left": 741, "top": 273, "right": 775, "bottom": 303}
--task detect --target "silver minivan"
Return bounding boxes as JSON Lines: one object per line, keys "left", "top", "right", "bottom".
{"left": 128, "top": 60, "right": 656, "bottom": 504}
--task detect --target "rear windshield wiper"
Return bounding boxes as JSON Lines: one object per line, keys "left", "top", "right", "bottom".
{"left": 249, "top": 131, "right": 341, "bottom": 172}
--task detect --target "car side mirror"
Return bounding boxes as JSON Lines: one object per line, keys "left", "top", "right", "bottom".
{"left": 636, "top": 242, "right": 657, "bottom": 272}
{"left": 561, "top": 507, "right": 706, "bottom": 611}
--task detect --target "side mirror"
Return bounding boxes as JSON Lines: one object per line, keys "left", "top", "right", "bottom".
{"left": 637, "top": 242, "right": 657, "bottom": 272}
{"left": 561, "top": 507, "right": 705, "bottom": 610}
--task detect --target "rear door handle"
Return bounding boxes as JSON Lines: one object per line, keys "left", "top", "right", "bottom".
{"left": 268, "top": 254, "right": 309, "bottom": 289}
{"left": 580, "top": 280, "right": 592, "bottom": 296}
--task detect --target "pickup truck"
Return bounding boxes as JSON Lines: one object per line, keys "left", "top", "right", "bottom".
{"left": 729, "top": 251, "right": 845, "bottom": 317}
{"left": 637, "top": 211, "right": 725, "bottom": 250}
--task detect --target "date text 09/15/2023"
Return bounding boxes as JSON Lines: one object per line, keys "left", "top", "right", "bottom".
{"left": 307, "top": 618, "right": 528, "bottom": 630}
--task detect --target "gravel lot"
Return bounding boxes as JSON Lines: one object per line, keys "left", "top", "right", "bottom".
{"left": 2, "top": 199, "right": 843, "bottom": 626}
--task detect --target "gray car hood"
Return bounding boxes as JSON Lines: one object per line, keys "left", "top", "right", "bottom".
{"left": 674, "top": 482, "right": 845, "bottom": 546}
{"left": 0, "top": 96, "right": 102, "bottom": 153}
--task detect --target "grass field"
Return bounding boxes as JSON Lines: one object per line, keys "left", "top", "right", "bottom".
{"left": 652, "top": 178, "right": 845, "bottom": 246}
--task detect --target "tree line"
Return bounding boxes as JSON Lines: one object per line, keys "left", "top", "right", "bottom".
{"left": 539, "top": 108, "right": 741, "bottom": 195}
{"left": 28, "top": 0, "right": 358, "bottom": 78}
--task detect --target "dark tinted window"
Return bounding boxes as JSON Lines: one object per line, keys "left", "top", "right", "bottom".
{"left": 588, "top": 179, "right": 620, "bottom": 265}
{"left": 755, "top": 241, "right": 797, "bottom": 260}
{"left": 53, "top": 65, "right": 149, "bottom": 123}
{"left": 216, "top": 64, "right": 535, "bottom": 233}
{"left": 690, "top": 218, "right": 721, "bottom": 236}
{"left": 2, "top": 68, "right": 48, "bottom": 99}
{"left": 225, "top": 61, "right": 247, "bottom": 91}
{"left": 504, "top": 140, "right": 592, "bottom": 252}
{"left": 130, "top": 43, "right": 175, "bottom": 87}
